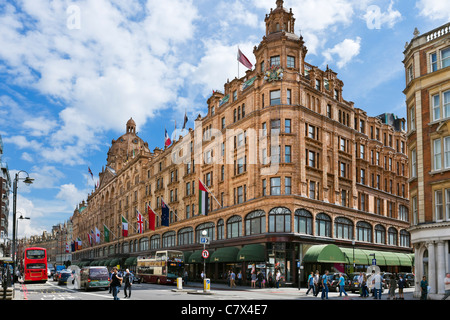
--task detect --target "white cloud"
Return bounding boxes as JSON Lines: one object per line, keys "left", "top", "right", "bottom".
{"left": 362, "top": 1, "right": 402, "bottom": 29}
{"left": 323, "top": 37, "right": 362, "bottom": 68}
{"left": 56, "top": 183, "right": 88, "bottom": 210}
{"left": 0, "top": 0, "right": 200, "bottom": 166}
{"left": 416, "top": 0, "right": 450, "bottom": 21}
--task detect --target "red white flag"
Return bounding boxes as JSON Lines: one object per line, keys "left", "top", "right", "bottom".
{"left": 237, "top": 48, "right": 253, "bottom": 69}
{"left": 148, "top": 204, "right": 156, "bottom": 231}
{"left": 165, "top": 128, "right": 171, "bottom": 147}
{"left": 137, "top": 210, "right": 144, "bottom": 234}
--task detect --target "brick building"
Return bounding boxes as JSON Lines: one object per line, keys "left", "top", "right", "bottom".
{"left": 71, "top": 0, "right": 412, "bottom": 285}
{"left": 404, "top": 23, "right": 450, "bottom": 299}
{"left": 0, "top": 134, "right": 11, "bottom": 257}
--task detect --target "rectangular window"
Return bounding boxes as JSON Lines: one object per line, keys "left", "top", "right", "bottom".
{"left": 434, "top": 138, "right": 442, "bottom": 170}
{"left": 445, "top": 136, "right": 450, "bottom": 168}
{"left": 308, "top": 150, "right": 316, "bottom": 167}
{"left": 270, "top": 90, "right": 281, "bottom": 105}
{"left": 270, "top": 177, "right": 281, "bottom": 195}
{"left": 233, "top": 90, "right": 237, "bottom": 101}
{"left": 410, "top": 106, "right": 415, "bottom": 131}
{"left": 285, "top": 145, "right": 291, "bottom": 163}
{"left": 237, "top": 186, "right": 243, "bottom": 204}
{"left": 262, "top": 179, "right": 266, "bottom": 196}
{"left": 444, "top": 91, "right": 450, "bottom": 118}
{"left": 411, "top": 149, "right": 417, "bottom": 178}
{"left": 285, "top": 177, "right": 291, "bottom": 195}
{"left": 285, "top": 119, "right": 291, "bottom": 133}
{"left": 441, "top": 47, "right": 450, "bottom": 69}
{"left": 287, "top": 55, "right": 295, "bottom": 68}
{"left": 315, "top": 79, "right": 321, "bottom": 90}
{"left": 287, "top": 89, "right": 291, "bottom": 105}
{"left": 446, "top": 188, "right": 450, "bottom": 221}
{"left": 433, "top": 94, "right": 440, "bottom": 121}
{"left": 435, "top": 190, "right": 443, "bottom": 221}
{"left": 309, "top": 181, "right": 315, "bottom": 199}
{"left": 431, "top": 52, "right": 438, "bottom": 72}
{"left": 270, "top": 55, "right": 280, "bottom": 66}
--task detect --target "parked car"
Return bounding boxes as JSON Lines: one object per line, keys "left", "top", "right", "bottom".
{"left": 57, "top": 269, "right": 73, "bottom": 285}
{"left": 79, "top": 266, "right": 110, "bottom": 291}
{"left": 326, "top": 273, "right": 351, "bottom": 292}
{"left": 380, "top": 272, "right": 393, "bottom": 289}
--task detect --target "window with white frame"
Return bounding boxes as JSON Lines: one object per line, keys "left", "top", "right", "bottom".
{"left": 434, "top": 138, "right": 442, "bottom": 170}
{"left": 411, "top": 148, "right": 417, "bottom": 178}
{"left": 433, "top": 93, "right": 440, "bottom": 121}
{"left": 435, "top": 190, "right": 443, "bottom": 221}
{"left": 441, "top": 47, "right": 450, "bottom": 69}
{"left": 446, "top": 188, "right": 450, "bottom": 221}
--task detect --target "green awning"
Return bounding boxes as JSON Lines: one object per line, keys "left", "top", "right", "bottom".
{"left": 380, "top": 252, "right": 400, "bottom": 266}
{"left": 109, "top": 258, "right": 120, "bottom": 267}
{"left": 361, "top": 250, "right": 386, "bottom": 266}
{"left": 397, "top": 253, "right": 413, "bottom": 266}
{"left": 219, "top": 94, "right": 229, "bottom": 106}
{"left": 184, "top": 251, "right": 193, "bottom": 262}
{"left": 124, "top": 257, "right": 137, "bottom": 266}
{"left": 242, "top": 76, "right": 256, "bottom": 90}
{"left": 210, "top": 247, "right": 239, "bottom": 263}
{"left": 303, "top": 244, "right": 347, "bottom": 263}
{"left": 237, "top": 244, "right": 265, "bottom": 262}
{"left": 340, "top": 248, "right": 369, "bottom": 265}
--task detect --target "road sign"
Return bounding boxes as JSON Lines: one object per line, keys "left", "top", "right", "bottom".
{"left": 372, "top": 259, "right": 376, "bottom": 265}
{"left": 200, "top": 237, "right": 210, "bottom": 244}
{"left": 202, "top": 250, "right": 209, "bottom": 259}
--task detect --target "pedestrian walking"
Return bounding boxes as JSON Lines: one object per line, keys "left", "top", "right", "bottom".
{"left": 275, "top": 270, "right": 281, "bottom": 289}
{"left": 321, "top": 270, "right": 330, "bottom": 300}
{"left": 338, "top": 273, "right": 348, "bottom": 297}
{"left": 306, "top": 272, "right": 315, "bottom": 295}
{"left": 388, "top": 273, "right": 397, "bottom": 300}
{"left": 442, "top": 273, "right": 450, "bottom": 300}
{"left": 268, "top": 272, "right": 273, "bottom": 288}
{"left": 230, "top": 270, "right": 236, "bottom": 288}
{"left": 358, "top": 272, "right": 364, "bottom": 297}
{"left": 184, "top": 270, "right": 189, "bottom": 285}
{"left": 420, "top": 276, "right": 428, "bottom": 300}
{"left": 314, "top": 270, "right": 320, "bottom": 297}
{"left": 110, "top": 267, "right": 122, "bottom": 301}
{"left": 123, "top": 269, "right": 133, "bottom": 299}
{"left": 372, "top": 271, "right": 382, "bottom": 299}
{"left": 397, "top": 274, "right": 406, "bottom": 300}
{"left": 361, "top": 273, "right": 368, "bottom": 298}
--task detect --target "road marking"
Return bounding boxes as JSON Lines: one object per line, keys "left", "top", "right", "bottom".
{"left": 46, "top": 281, "right": 112, "bottom": 299}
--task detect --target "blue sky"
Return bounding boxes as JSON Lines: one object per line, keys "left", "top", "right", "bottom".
{"left": 1, "top": 0, "right": 449, "bottom": 238}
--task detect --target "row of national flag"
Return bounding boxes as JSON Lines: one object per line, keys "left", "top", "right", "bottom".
{"left": 72, "top": 180, "right": 214, "bottom": 250}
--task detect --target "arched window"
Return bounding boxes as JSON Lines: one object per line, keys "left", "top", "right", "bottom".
{"left": 315, "top": 213, "right": 331, "bottom": 237}
{"left": 400, "top": 229, "right": 410, "bottom": 247}
{"left": 217, "top": 219, "right": 224, "bottom": 240}
{"left": 388, "top": 227, "right": 398, "bottom": 246}
{"left": 139, "top": 237, "right": 149, "bottom": 251}
{"left": 334, "top": 217, "right": 353, "bottom": 240}
{"left": 374, "top": 225, "right": 386, "bottom": 244}
{"left": 178, "top": 227, "right": 194, "bottom": 246}
{"left": 227, "top": 216, "right": 242, "bottom": 238}
{"left": 123, "top": 241, "right": 129, "bottom": 253}
{"left": 269, "top": 207, "right": 291, "bottom": 232}
{"left": 150, "top": 235, "right": 160, "bottom": 250}
{"left": 294, "top": 209, "right": 313, "bottom": 235}
{"left": 245, "top": 210, "right": 266, "bottom": 235}
{"left": 196, "top": 222, "right": 215, "bottom": 242}
{"left": 162, "top": 231, "right": 176, "bottom": 248}
{"left": 356, "top": 221, "right": 372, "bottom": 242}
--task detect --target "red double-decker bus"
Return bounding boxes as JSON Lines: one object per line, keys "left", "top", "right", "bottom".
{"left": 23, "top": 247, "right": 48, "bottom": 283}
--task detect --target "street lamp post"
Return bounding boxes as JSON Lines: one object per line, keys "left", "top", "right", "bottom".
{"left": 16, "top": 215, "right": 30, "bottom": 277}
{"left": 12, "top": 171, "right": 34, "bottom": 284}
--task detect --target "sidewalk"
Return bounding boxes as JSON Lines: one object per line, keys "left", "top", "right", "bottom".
{"left": 181, "top": 281, "right": 417, "bottom": 300}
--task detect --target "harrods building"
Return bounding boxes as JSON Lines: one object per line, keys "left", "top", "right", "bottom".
{"left": 71, "top": 1, "right": 413, "bottom": 285}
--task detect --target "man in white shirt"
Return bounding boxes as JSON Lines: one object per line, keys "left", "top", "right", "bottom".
{"left": 372, "top": 271, "right": 383, "bottom": 299}
{"left": 442, "top": 273, "right": 450, "bottom": 300}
